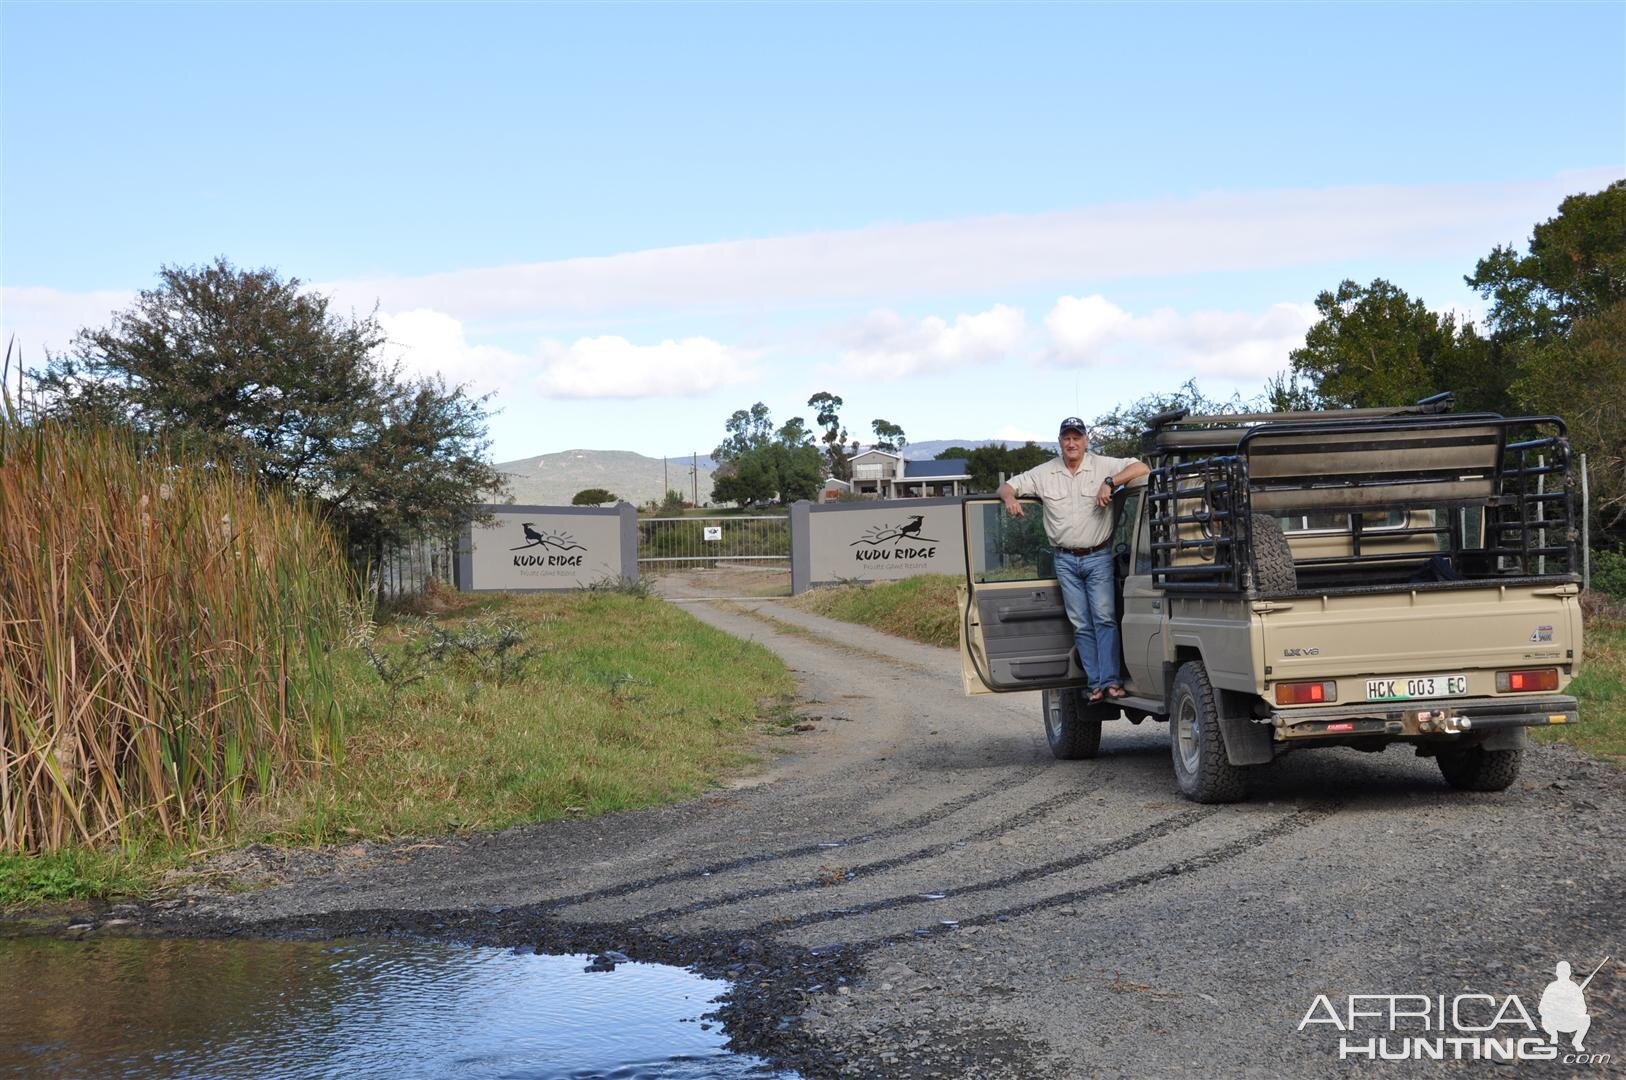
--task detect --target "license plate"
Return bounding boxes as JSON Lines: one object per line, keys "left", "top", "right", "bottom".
{"left": 1365, "top": 674, "right": 1468, "bottom": 701}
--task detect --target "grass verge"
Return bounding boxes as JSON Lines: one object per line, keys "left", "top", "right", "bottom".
{"left": 265, "top": 590, "right": 794, "bottom": 842}
{"left": 789, "top": 575, "right": 961, "bottom": 649}
{"left": 3, "top": 590, "right": 794, "bottom": 905}
{"left": 1533, "top": 606, "right": 1624, "bottom": 763}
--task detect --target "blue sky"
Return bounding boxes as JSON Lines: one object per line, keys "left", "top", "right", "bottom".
{"left": 3, "top": 2, "right": 1622, "bottom": 461}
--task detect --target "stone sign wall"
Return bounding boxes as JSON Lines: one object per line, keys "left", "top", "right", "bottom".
{"left": 790, "top": 497, "right": 965, "bottom": 594}
{"left": 458, "top": 504, "right": 637, "bottom": 592}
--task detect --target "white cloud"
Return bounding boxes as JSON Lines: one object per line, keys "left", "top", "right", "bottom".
{"left": 0, "top": 286, "right": 136, "bottom": 358}
{"left": 1045, "top": 295, "right": 1133, "bottom": 359}
{"left": 1046, "top": 295, "right": 1318, "bottom": 378}
{"left": 381, "top": 308, "right": 756, "bottom": 401}
{"left": 838, "top": 303, "right": 1025, "bottom": 379}
{"left": 535, "top": 335, "right": 756, "bottom": 399}
{"left": 378, "top": 308, "right": 532, "bottom": 395}
{"left": 316, "top": 169, "right": 1619, "bottom": 321}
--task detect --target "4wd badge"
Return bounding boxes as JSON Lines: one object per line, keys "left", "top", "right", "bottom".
{"left": 1531, "top": 625, "right": 1554, "bottom": 643}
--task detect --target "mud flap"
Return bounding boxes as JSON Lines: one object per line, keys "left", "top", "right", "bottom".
{"left": 1478, "top": 727, "right": 1529, "bottom": 752}
{"left": 1217, "top": 690, "right": 1274, "bottom": 765}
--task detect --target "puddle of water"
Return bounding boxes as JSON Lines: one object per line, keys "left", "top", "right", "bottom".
{"left": 0, "top": 936, "right": 792, "bottom": 1079}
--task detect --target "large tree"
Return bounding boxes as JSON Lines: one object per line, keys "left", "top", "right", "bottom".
{"left": 1287, "top": 279, "right": 1505, "bottom": 413}
{"left": 807, "top": 390, "right": 856, "bottom": 480}
{"left": 1510, "top": 301, "right": 1626, "bottom": 533}
{"left": 1468, "top": 182, "right": 1626, "bottom": 547}
{"left": 1468, "top": 180, "right": 1626, "bottom": 342}
{"left": 709, "top": 402, "right": 822, "bottom": 506}
{"left": 35, "top": 258, "right": 506, "bottom": 567}
{"left": 870, "top": 418, "right": 906, "bottom": 452}
{"left": 713, "top": 402, "right": 775, "bottom": 463}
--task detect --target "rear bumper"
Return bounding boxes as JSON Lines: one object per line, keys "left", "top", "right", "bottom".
{"left": 1269, "top": 694, "right": 1579, "bottom": 742}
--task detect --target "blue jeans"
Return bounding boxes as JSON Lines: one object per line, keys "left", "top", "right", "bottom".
{"left": 1055, "top": 548, "right": 1120, "bottom": 691}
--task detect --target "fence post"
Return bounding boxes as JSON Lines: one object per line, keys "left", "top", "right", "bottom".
{"left": 618, "top": 501, "right": 640, "bottom": 583}
{"left": 1581, "top": 452, "right": 1590, "bottom": 590}
{"left": 790, "top": 500, "right": 811, "bottom": 595}
{"left": 457, "top": 521, "right": 474, "bottom": 592}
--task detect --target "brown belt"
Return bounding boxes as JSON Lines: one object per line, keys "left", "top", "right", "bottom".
{"left": 1055, "top": 541, "right": 1109, "bottom": 557}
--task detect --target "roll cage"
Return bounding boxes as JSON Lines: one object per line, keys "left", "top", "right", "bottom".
{"left": 1140, "top": 397, "right": 1581, "bottom": 596}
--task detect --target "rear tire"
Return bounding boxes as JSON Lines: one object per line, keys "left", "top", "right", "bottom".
{"left": 1436, "top": 745, "right": 1522, "bottom": 791}
{"left": 1170, "top": 661, "right": 1249, "bottom": 803}
{"left": 1043, "top": 687, "right": 1104, "bottom": 760}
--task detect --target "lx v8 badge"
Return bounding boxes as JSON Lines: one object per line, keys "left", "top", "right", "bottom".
{"left": 1283, "top": 647, "right": 1321, "bottom": 657}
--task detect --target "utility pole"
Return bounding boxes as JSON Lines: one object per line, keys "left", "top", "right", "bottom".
{"left": 663, "top": 455, "right": 669, "bottom": 499}
{"left": 691, "top": 452, "right": 699, "bottom": 507}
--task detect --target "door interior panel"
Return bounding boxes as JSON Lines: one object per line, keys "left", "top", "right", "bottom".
{"left": 973, "top": 584, "right": 1085, "bottom": 686}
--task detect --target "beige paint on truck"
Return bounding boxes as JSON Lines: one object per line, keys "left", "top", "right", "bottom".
{"left": 1254, "top": 582, "right": 1583, "bottom": 701}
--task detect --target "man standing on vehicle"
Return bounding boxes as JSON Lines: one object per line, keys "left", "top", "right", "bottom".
{"left": 997, "top": 417, "right": 1149, "bottom": 702}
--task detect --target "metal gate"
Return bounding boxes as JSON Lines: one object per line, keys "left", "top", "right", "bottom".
{"left": 637, "top": 515, "right": 789, "bottom": 570}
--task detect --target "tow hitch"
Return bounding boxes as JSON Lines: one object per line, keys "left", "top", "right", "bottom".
{"left": 1416, "top": 709, "right": 1470, "bottom": 734}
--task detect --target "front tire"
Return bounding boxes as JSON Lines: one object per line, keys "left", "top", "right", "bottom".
{"left": 1436, "top": 745, "right": 1522, "bottom": 791}
{"left": 1170, "top": 661, "right": 1249, "bottom": 803}
{"left": 1043, "top": 687, "right": 1103, "bottom": 760}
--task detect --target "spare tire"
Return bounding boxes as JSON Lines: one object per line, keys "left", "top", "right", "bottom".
{"left": 1248, "top": 514, "right": 1296, "bottom": 595}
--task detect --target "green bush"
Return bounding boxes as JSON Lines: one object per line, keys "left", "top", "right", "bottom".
{"left": 1592, "top": 549, "right": 1626, "bottom": 599}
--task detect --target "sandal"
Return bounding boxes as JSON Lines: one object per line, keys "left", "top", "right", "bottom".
{"left": 1105, "top": 685, "right": 1128, "bottom": 699}
{"left": 1087, "top": 688, "right": 1105, "bottom": 704}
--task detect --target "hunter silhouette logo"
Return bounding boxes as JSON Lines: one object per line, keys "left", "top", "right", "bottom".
{"left": 1540, "top": 956, "right": 1607, "bottom": 1052}
{"left": 851, "top": 515, "right": 938, "bottom": 546}
{"left": 510, "top": 522, "right": 587, "bottom": 568}
{"left": 850, "top": 514, "right": 941, "bottom": 564}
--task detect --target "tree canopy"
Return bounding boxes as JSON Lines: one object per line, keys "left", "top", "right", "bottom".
{"left": 807, "top": 390, "right": 857, "bottom": 480}
{"left": 937, "top": 442, "right": 1054, "bottom": 492}
{"left": 1468, "top": 180, "right": 1626, "bottom": 341}
{"left": 1286, "top": 279, "right": 1504, "bottom": 413}
{"left": 871, "top": 418, "right": 907, "bottom": 452}
{"left": 1282, "top": 182, "right": 1625, "bottom": 546}
{"left": 572, "top": 487, "right": 618, "bottom": 505}
{"left": 709, "top": 401, "right": 822, "bottom": 506}
{"left": 35, "top": 258, "right": 506, "bottom": 566}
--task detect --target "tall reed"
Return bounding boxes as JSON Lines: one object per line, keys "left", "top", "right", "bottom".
{"left": 0, "top": 403, "right": 355, "bottom": 853}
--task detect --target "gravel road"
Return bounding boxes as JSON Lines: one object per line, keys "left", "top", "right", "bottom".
{"left": 83, "top": 574, "right": 1626, "bottom": 1077}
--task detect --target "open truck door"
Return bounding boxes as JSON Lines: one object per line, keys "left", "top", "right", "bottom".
{"left": 957, "top": 496, "right": 1090, "bottom": 696}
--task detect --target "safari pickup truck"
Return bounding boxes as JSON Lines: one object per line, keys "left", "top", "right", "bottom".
{"left": 958, "top": 396, "right": 1586, "bottom": 803}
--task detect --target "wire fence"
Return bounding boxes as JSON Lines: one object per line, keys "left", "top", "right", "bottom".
{"left": 637, "top": 515, "right": 790, "bottom": 571}
{"left": 375, "top": 533, "right": 460, "bottom": 600}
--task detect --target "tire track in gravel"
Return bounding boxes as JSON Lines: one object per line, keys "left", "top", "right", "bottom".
{"left": 829, "top": 801, "right": 1337, "bottom": 950}
{"left": 716, "top": 805, "right": 1224, "bottom": 940}
{"left": 539, "top": 762, "right": 1053, "bottom": 912}
{"left": 616, "top": 784, "right": 1102, "bottom": 925}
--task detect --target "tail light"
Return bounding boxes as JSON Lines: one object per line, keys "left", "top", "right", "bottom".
{"left": 1274, "top": 680, "right": 1338, "bottom": 705}
{"left": 1496, "top": 668, "right": 1559, "bottom": 693}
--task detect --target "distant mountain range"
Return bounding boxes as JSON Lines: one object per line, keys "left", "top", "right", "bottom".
{"left": 495, "top": 450, "right": 717, "bottom": 508}
{"left": 493, "top": 439, "right": 1059, "bottom": 507}
{"left": 902, "top": 438, "right": 1058, "bottom": 460}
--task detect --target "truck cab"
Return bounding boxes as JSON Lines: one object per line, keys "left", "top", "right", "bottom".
{"left": 958, "top": 397, "right": 1586, "bottom": 803}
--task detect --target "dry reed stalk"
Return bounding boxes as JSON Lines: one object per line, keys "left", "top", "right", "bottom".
{"left": 1, "top": 402, "right": 355, "bottom": 853}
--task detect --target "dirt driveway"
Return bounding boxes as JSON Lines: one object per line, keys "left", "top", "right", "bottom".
{"left": 131, "top": 573, "right": 1626, "bottom": 1077}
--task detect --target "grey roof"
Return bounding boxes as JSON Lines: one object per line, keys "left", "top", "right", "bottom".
{"left": 903, "top": 459, "right": 970, "bottom": 479}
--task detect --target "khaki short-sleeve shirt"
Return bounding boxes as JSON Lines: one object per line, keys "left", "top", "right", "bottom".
{"left": 1007, "top": 452, "right": 1139, "bottom": 549}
